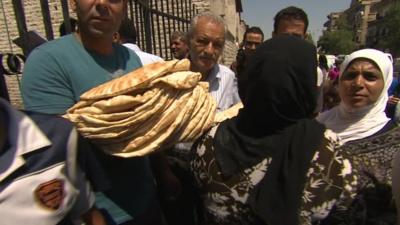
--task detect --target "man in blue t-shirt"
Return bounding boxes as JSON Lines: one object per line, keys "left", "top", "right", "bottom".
{"left": 21, "top": 1, "right": 162, "bottom": 224}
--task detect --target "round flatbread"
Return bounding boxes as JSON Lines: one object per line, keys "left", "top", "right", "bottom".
{"left": 65, "top": 59, "right": 220, "bottom": 157}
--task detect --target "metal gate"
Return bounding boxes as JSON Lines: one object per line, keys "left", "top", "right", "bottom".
{"left": 129, "top": 0, "right": 197, "bottom": 59}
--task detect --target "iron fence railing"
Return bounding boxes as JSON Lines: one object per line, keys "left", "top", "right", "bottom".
{"left": 128, "top": 0, "right": 197, "bottom": 59}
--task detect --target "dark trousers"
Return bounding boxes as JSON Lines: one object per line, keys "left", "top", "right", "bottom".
{"left": 158, "top": 161, "right": 202, "bottom": 225}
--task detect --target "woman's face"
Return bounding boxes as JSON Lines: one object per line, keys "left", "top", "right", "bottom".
{"left": 339, "top": 59, "right": 384, "bottom": 109}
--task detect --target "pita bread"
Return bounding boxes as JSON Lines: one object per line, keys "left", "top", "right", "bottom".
{"left": 92, "top": 89, "right": 156, "bottom": 113}
{"left": 65, "top": 59, "right": 219, "bottom": 157}
{"left": 150, "top": 71, "right": 201, "bottom": 89}
{"left": 80, "top": 59, "right": 190, "bottom": 100}
{"left": 78, "top": 88, "right": 176, "bottom": 138}
{"left": 102, "top": 89, "right": 195, "bottom": 157}
{"left": 214, "top": 102, "right": 243, "bottom": 123}
{"left": 164, "top": 84, "right": 204, "bottom": 144}
{"left": 179, "top": 84, "right": 210, "bottom": 140}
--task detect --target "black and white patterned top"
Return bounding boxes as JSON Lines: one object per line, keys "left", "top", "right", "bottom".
{"left": 319, "top": 123, "right": 400, "bottom": 225}
{"left": 190, "top": 125, "right": 357, "bottom": 225}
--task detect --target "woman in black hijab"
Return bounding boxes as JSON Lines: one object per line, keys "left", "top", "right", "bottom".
{"left": 190, "top": 35, "right": 357, "bottom": 225}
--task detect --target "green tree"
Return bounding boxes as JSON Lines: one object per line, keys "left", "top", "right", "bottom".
{"left": 318, "top": 30, "right": 356, "bottom": 55}
{"left": 376, "top": 4, "right": 400, "bottom": 57}
{"left": 318, "top": 15, "right": 356, "bottom": 54}
{"left": 335, "top": 14, "right": 352, "bottom": 31}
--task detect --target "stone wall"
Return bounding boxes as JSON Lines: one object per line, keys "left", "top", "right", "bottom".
{"left": 1, "top": 0, "right": 75, "bottom": 109}
{"left": 192, "top": 0, "right": 211, "bottom": 12}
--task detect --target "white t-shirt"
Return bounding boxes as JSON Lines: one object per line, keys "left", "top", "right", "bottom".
{"left": 123, "top": 43, "right": 163, "bottom": 65}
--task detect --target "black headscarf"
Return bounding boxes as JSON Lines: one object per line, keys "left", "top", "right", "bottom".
{"left": 213, "top": 35, "right": 325, "bottom": 225}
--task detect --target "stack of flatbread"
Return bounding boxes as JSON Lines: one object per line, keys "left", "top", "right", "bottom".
{"left": 65, "top": 59, "right": 220, "bottom": 157}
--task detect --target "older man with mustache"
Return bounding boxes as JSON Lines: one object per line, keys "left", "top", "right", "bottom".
{"left": 188, "top": 12, "right": 240, "bottom": 112}
{"left": 157, "top": 12, "right": 241, "bottom": 225}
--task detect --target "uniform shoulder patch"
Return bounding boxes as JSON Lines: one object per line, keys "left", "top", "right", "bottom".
{"left": 34, "top": 179, "right": 65, "bottom": 210}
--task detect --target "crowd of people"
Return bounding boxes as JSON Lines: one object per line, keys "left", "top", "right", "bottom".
{"left": 1, "top": 1, "right": 400, "bottom": 225}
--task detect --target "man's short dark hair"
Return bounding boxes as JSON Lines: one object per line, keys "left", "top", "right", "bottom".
{"left": 243, "top": 26, "right": 264, "bottom": 41}
{"left": 59, "top": 18, "right": 77, "bottom": 36}
{"left": 273, "top": 6, "right": 309, "bottom": 33}
{"left": 118, "top": 18, "right": 137, "bottom": 44}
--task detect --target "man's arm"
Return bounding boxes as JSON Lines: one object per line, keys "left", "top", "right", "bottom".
{"left": 81, "top": 207, "right": 106, "bottom": 225}
{"left": 69, "top": 131, "right": 109, "bottom": 224}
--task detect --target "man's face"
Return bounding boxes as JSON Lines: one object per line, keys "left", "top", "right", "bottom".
{"left": 274, "top": 19, "right": 306, "bottom": 38}
{"left": 73, "top": 0, "right": 127, "bottom": 38}
{"left": 189, "top": 17, "right": 225, "bottom": 75}
{"left": 243, "top": 32, "right": 263, "bottom": 58}
{"left": 170, "top": 37, "right": 189, "bottom": 59}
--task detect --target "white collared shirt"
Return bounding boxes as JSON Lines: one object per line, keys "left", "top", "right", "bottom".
{"left": 206, "top": 64, "right": 241, "bottom": 112}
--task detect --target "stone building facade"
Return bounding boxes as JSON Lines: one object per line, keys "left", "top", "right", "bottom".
{"left": 325, "top": 0, "right": 397, "bottom": 50}
{"left": 366, "top": 0, "right": 399, "bottom": 56}
{"left": 1, "top": 0, "right": 245, "bottom": 108}
{"left": 334, "top": 0, "right": 381, "bottom": 47}
{"left": 323, "top": 12, "right": 343, "bottom": 32}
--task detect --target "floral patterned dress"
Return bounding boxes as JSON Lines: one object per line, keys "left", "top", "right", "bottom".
{"left": 190, "top": 125, "right": 357, "bottom": 225}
